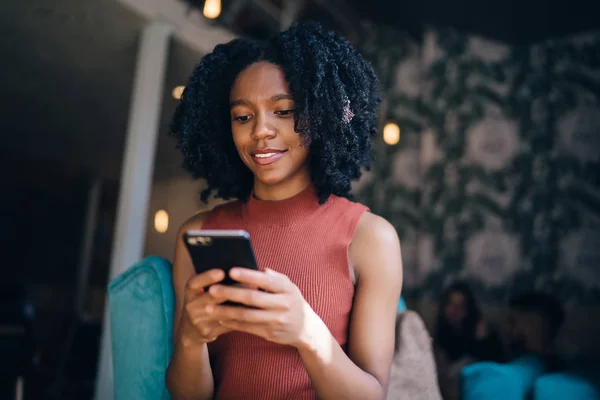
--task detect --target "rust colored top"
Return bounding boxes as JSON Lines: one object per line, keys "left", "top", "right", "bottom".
{"left": 204, "top": 185, "right": 368, "bottom": 400}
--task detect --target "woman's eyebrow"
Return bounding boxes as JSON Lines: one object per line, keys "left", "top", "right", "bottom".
{"left": 230, "top": 99, "right": 250, "bottom": 108}
{"left": 271, "top": 94, "right": 294, "bottom": 102}
{"left": 230, "top": 94, "right": 293, "bottom": 108}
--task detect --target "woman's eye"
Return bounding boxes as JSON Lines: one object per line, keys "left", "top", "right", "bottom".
{"left": 275, "top": 109, "right": 294, "bottom": 116}
{"left": 233, "top": 115, "right": 251, "bottom": 122}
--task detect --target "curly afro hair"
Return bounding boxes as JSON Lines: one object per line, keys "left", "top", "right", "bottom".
{"left": 170, "top": 21, "right": 380, "bottom": 203}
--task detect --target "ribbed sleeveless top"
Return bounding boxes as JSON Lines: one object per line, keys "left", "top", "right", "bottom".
{"left": 203, "top": 185, "right": 368, "bottom": 399}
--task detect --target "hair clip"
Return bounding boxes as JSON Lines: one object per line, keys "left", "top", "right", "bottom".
{"left": 342, "top": 99, "right": 354, "bottom": 124}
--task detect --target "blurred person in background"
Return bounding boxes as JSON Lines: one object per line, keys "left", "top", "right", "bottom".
{"left": 434, "top": 281, "right": 504, "bottom": 399}
{"left": 507, "top": 291, "right": 565, "bottom": 371}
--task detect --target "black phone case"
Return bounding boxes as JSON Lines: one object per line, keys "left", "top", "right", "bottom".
{"left": 183, "top": 230, "right": 259, "bottom": 286}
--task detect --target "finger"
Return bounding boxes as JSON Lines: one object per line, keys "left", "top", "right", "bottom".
{"left": 185, "top": 293, "right": 231, "bottom": 318}
{"left": 189, "top": 269, "right": 226, "bottom": 289}
{"left": 192, "top": 321, "right": 231, "bottom": 343}
{"left": 185, "top": 269, "right": 226, "bottom": 299}
{"left": 207, "top": 304, "right": 280, "bottom": 324}
{"left": 229, "top": 268, "right": 289, "bottom": 293}
{"left": 234, "top": 282, "right": 259, "bottom": 290}
{"left": 208, "top": 284, "right": 286, "bottom": 310}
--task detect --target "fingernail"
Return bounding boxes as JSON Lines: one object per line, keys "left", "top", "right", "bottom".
{"left": 205, "top": 305, "right": 214, "bottom": 313}
{"left": 229, "top": 268, "right": 240, "bottom": 278}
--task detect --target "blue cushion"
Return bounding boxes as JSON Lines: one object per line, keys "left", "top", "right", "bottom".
{"left": 461, "top": 356, "right": 545, "bottom": 400}
{"left": 108, "top": 256, "right": 175, "bottom": 400}
{"left": 534, "top": 372, "right": 600, "bottom": 400}
{"left": 397, "top": 297, "right": 407, "bottom": 312}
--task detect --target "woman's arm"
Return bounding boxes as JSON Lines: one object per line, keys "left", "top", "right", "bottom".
{"left": 296, "top": 213, "right": 403, "bottom": 399}
{"left": 165, "top": 214, "right": 216, "bottom": 400}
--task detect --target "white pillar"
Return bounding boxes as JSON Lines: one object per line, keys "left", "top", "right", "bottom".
{"left": 94, "top": 20, "right": 173, "bottom": 400}
{"left": 75, "top": 179, "right": 102, "bottom": 317}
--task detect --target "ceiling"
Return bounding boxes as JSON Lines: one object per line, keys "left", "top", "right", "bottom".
{"left": 346, "top": 0, "right": 600, "bottom": 44}
{"left": 0, "top": 0, "right": 202, "bottom": 182}
{"left": 1, "top": 0, "right": 598, "bottom": 185}
{"left": 206, "top": 0, "right": 600, "bottom": 44}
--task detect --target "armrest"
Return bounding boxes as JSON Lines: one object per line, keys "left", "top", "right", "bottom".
{"left": 108, "top": 256, "right": 175, "bottom": 400}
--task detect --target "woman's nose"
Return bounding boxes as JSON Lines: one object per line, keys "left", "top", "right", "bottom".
{"left": 252, "top": 114, "right": 277, "bottom": 140}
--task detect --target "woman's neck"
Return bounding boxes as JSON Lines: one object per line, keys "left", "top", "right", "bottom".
{"left": 253, "top": 175, "right": 312, "bottom": 201}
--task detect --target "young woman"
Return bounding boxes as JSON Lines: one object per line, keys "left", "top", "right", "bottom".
{"left": 165, "top": 21, "right": 403, "bottom": 400}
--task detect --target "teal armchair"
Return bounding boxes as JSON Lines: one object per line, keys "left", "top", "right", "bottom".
{"left": 108, "top": 256, "right": 175, "bottom": 400}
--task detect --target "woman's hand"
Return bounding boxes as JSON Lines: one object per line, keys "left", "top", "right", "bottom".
{"left": 179, "top": 269, "right": 233, "bottom": 346}
{"left": 206, "top": 268, "right": 318, "bottom": 348}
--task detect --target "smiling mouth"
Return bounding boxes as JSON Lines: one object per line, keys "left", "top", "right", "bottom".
{"left": 251, "top": 150, "right": 287, "bottom": 165}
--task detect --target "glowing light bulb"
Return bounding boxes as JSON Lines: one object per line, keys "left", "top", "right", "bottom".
{"left": 172, "top": 86, "right": 185, "bottom": 100}
{"left": 203, "top": 0, "right": 222, "bottom": 19}
{"left": 154, "top": 210, "right": 169, "bottom": 233}
{"left": 383, "top": 122, "right": 400, "bottom": 145}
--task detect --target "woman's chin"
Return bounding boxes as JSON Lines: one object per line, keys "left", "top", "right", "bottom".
{"left": 252, "top": 164, "right": 310, "bottom": 191}
{"left": 254, "top": 171, "right": 286, "bottom": 187}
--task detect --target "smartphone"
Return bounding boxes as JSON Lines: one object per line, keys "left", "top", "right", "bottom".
{"left": 183, "top": 229, "right": 259, "bottom": 287}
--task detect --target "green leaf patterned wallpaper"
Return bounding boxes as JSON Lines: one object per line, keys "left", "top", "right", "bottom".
{"left": 353, "top": 24, "right": 600, "bottom": 306}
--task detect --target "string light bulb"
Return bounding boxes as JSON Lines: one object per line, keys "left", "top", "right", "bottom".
{"left": 154, "top": 210, "right": 169, "bottom": 233}
{"left": 383, "top": 122, "right": 400, "bottom": 145}
{"left": 172, "top": 86, "right": 185, "bottom": 100}
{"left": 203, "top": 0, "right": 222, "bottom": 19}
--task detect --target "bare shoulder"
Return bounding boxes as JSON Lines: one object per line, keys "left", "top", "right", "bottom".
{"left": 354, "top": 212, "right": 400, "bottom": 246}
{"left": 177, "top": 199, "right": 236, "bottom": 234}
{"left": 350, "top": 212, "right": 403, "bottom": 279}
{"left": 172, "top": 210, "right": 212, "bottom": 277}
{"left": 173, "top": 211, "right": 210, "bottom": 273}
{"left": 178, "top": 210, "right": 210, "bottom": 234}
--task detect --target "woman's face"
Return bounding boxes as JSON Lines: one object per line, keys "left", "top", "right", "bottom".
{"left": 229, "top": 62, "right": 310, "bottom": 194}
{"left": 444, "top": 291, "right": 467, "bottom": 327}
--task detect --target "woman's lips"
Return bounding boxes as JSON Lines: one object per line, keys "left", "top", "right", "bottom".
{"left": 252, "top": 150, "right": 287, "bottom": 165}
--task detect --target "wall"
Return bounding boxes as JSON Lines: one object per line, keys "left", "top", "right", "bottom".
{"left": 356, "top": 25, "right": 600, "bottom": 307}
{"left": 418, "top": 28, "right": 600, "bottom": 306}
{"left": 354, "top": 25, "right": 600, "bottom": 357}
{"left": 144, "top": 176, "right": 227, "bottom": 260}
